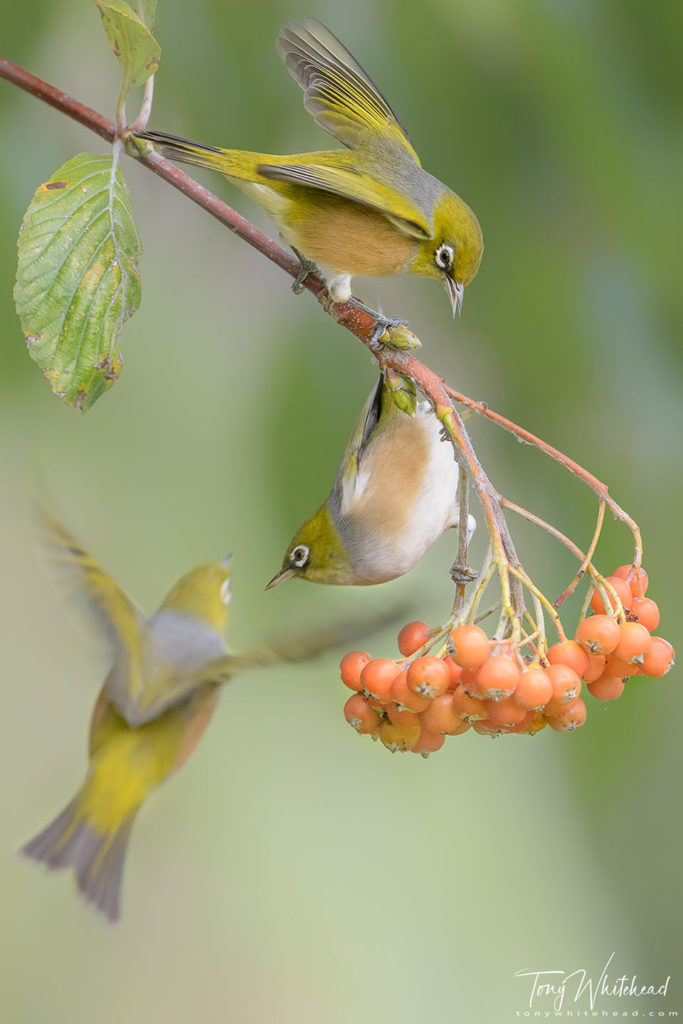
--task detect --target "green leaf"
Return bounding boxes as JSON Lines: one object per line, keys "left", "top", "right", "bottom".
{"left": 15, "top": 153, "right": 142, "bottom": 411}
{"left": 94, "top": 0, "right": 160, "bottom": 97}
{"left": 133, "top": 0, "right": 156, "bottom": 30}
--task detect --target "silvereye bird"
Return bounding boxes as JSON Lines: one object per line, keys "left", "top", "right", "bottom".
{"left": 266, "top": 373, "right": 475, "bottom": 588}
{"left": 136, "top": 18, "right": 483, "bottom": 316}
{"left": 22, "top": 512, "right": 386, "bottom": 921}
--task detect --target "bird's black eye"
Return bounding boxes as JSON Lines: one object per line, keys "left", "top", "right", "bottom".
{"left": 290, "top": 544, "right": 310, "bottom": 569}
{"left": 435, "top": 243, "right": 454, "bottom": 271}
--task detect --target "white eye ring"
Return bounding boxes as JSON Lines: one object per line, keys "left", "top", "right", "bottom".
{"left": 220, "top": 578, "right": 232, "bottom": 605}
{"left": 290, "top": 544, "right": 310, "bottom": 569}
{"left": 435, "top": 243, "right": 454, "bottom": 271}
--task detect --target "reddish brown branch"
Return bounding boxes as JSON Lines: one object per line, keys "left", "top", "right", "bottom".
{"left": 0, "top": 55, "right": 638, "bottom": 620}
{"left": 0, "top": 57, "right": 116, "bottom": 143}
{"left": 0, "top": 53, "right": 547, "bottom": 623}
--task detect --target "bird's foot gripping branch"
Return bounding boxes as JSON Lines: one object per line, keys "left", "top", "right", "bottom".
{"left": 0, "top": 8, "right": 675, "bottom": 764}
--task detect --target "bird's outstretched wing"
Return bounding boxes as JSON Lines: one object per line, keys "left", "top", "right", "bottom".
{"left": 36, "top": 508, "right": 144, "bottom": 654}
{"left": 277, "top": 18, "right": 420, "bottom": 162}
{"left": 257, "top": 161, "right": 432, "bottom": 240}
{"left": 132, "top": 608, "right": 407, "bottom": 720}
{"left": 228, "top": 606, "right": 409, "bottom": 676}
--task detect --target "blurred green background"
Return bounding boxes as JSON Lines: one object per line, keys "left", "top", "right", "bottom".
{"left": 1, "top": 1, "right": 681, "bottom": 1021}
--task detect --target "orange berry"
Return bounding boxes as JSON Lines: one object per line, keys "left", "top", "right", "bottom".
{"left": 576, "top": 615, "right": 621, "bottom": 656}
{"left": 406, "top": 656, "right": 450, "bottom": 699}
{"left": 630, "top": 597, "right": 660, "bottom": 632}
{"left": 419, "top": 693, "right": 466, "bottom": 734}
{"left": 590, "top": 577, "right": 633, "bottom": 615}
{"left": 613, "top": 564, "right": 649, "bottom": 597}
{"left": 472, "top": 719, "right": 505, "bottom": 737}
{"left": 445, "top": 657, "right": 463, "bottom": 691}
{"left": 587, "top": 676, "right": 625, "bottom": 701}
{"left": 512, "top": 666, "right": 553, "bottom": 710}
{"left": 582, "top": 653, "right": 606, "bottom": 684}
{"left": 378, "top": 720, "right": 421, "bottom": 753}
{"left": 449, "top": 624, "right": 490, "bottom": 669}
{"left": 602, "top": 653, "right": 637, "bottom": 679}
{"left": 386, "top": 704, "right": 421, "bottom": 728}
{"left": 340, "top": 650, "right": 372, "bottom": 691}
{"left": 344, "top": 694, "right": 382, "bottom": 734}
{"left": 476, "top": 655, "right": 520, "bottom": 700}
{"left": 485, "top": 696, "right": 528, "bottom": 727}
{"left": 547, "top": 640, "right": 589, "bottom": 678}
{"left": 360, "top": 658, "right": 401, "bottom": 703}
{"left": 452, "top": 684, "right": 488, "bottom": 722}
{"left": 450, "top": 718, "right": 471, "bottom": 736}
{"left": 612, "top": 621, "right": 651, "bottom": 665}
{"left": 543, "top": 695, "right": 575, "bottom": 718}
{"left": 641, "top": 637, "right": 675, "bottom": 678}
{"left": 413, "top": 728, "right": 447, "bottom": 756}
{"left": 545, "top": 664, "right": 582, "bottom": 706}
{"left": 390, "top": 670, "right": 430, "bottom": 712}
{"left": 460, "top": 666, "right": 483, "bottom": 696}
{"left": 547, "top": 699, "right": 587, "bottom": 731}
{"left": 505, "top": 711, "right": 536, "bottom": 733}
{"left": 397, "top": 620, "right": 431, "bottom": 657}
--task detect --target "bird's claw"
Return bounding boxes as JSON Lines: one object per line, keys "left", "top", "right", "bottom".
{"left": 450, "top": 561, "right": 478, "bottom": 585}
{"left": 291, "top": 248, "right": 319, "bottom": 294}
{"left": 344, "top": 298, "right": 419, "bottom": 350}
{"left": 369, "top": 314, "right": 409, "bottom": 347}
{"left": 377, "top": 322, "right": 421, "bottom": 350}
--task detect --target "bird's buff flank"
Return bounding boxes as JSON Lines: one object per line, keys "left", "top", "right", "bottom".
{"left": 267, "top": 373, "right": 476, "bottom": 588}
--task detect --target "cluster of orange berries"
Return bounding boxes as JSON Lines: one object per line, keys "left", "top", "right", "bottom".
{"left": 340, "top": 564, "right": 674, "bottom": 756}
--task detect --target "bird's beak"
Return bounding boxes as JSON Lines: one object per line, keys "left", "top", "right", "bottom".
{"left": 222, "top": 554, "right": 233, "bottom": 568}
{"left": 264, "top": 567, "right": 295, "bottom": 590}
{"left": 444, "top": 277, "right": 464, "bottom": 318}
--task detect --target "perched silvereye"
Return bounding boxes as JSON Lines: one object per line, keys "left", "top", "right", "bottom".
{"left": 267, "top": 373, "right": 476, "bottom": 588}
{"left": 22, "top": 513, "right": 382, "bottom": 921}
{"left": 136, "top": 18, "right": 483, "bottom": 316}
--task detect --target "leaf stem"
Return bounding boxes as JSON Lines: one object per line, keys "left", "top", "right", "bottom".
{"left": 128, "top": 75, "right": 155, "bottom": 133}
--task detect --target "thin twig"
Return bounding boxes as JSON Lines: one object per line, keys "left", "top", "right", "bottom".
{"left": 552, "top": 500, "right": 606, "bottom": 609}
{"left": 508, "top": 564, "right": 567, "bottom": 642}
{"left": 473, "top": 601, "right": 501, "bottom": 626}
{"left": 451, "top": 466, "right": 470, "bottom": 619}
{"left": 446, "top": 385, "right": 642, "bottom": 562}
{"left": 463, "top": 546, "right": 495, "bottom": 624}
{"left": 501, "top": 497, "right": 591, "bottom": 565}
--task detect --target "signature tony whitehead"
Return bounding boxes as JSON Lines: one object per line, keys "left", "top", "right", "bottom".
{"left": 515, "top": 952, "right": 672, "bottom": 1012}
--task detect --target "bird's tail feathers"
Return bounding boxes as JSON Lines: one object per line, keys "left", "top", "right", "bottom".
{"left": 21, "top": 789, "right": 136, "bottom": 923}
{"left": 136, "top": 129, "right": 248, "bottom": 179}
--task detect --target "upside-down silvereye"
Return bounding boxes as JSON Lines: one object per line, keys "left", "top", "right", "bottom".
{"left": 22, "top": 512, "right": 387, "bottom": 921}
{"left": 266, "top": 373, "right": 476, "bottom": 588}
{"left": 136, "top": 18, "right": 483, "bottom": 315}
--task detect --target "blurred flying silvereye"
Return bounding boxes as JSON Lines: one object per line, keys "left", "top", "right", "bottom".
{"left": 136, "top": 18, "right": 483, "bottom": 316}
{"left": 266, "top": 373, "right": 476, "bottom": 588}
{"left": 22, "top": 512, "right": 388, "bottom": 921}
